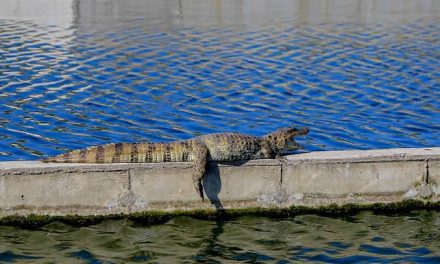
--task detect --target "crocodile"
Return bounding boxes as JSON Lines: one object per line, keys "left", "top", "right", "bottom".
{"left": 42, "top": 127, "right": 309, "bottom": 200}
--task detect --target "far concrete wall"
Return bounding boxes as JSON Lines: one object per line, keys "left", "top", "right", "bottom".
{"left": 0, "top": 147, "right": 439, "bottom": 218}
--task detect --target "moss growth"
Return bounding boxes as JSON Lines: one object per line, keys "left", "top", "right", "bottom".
{"left": 1, "top": 200, "right": 439, "bottom": 228}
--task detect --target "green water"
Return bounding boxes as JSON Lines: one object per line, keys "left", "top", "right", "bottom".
{"left": 1, "top": 211, "right": 439, "bottom": 263}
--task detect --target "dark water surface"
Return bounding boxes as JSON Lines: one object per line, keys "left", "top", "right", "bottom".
{"left": 0, "top": 0, "right": 439, "bottom": 160}
{"left": 0, "top": 211, "right": 439, "bottom": 263}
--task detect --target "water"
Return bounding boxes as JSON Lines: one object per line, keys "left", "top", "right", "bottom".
{"left": 0, "top": 211, "right": 439, "bottom": 263}
{"left": 0, "top": 0, "right": 439, "bottom": 161}
{"left": 1, "top": 1, "right": 439, "bottom": 263}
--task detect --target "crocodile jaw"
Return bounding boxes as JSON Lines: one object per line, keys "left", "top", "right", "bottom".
{"left": 285, "top": 139, "right": 303, "bottom": 151}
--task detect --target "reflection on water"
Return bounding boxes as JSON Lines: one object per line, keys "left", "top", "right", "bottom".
{"left": 0, "top": 211, "right": 439, "bottom": 263}
{"left": 0, "top": 0, "right": 439, "bottom": 161}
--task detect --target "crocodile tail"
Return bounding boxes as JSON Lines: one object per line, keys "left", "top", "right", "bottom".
{"left": 41, "top": 145, "right": 105, "bottom": 163}
{"left": 41, "top": 141, "right": 193, "bottom": 163}
{"left": 40, "top": 143, "right": 140, "bottom": 163}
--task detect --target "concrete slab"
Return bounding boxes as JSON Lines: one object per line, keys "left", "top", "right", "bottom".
{"left": 129, "top": 162, "right": 281, "bottom": 210}
{"left": 0, "top": 147, "right": 439, "bottom": 218}
{"left": 282, "top": 160, "right": 425, "bottom": 196}
{"left": 0, "top": 170, "right": 128, "bottom": 211}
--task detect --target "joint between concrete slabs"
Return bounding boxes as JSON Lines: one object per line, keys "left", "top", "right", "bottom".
{"left": 425, "top": 159, "right": 429, "bottom": 184}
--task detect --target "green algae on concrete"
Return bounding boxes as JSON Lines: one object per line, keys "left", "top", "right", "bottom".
{"left": 1, "top": 200, "right": 439, "bottom": 228}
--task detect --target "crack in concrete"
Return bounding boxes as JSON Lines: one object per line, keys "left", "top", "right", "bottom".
{"left": 127, "top": 170, "right": 132, "bottom": 190}
{"left": 425, "top": 159, "right": 430, "bottom": 184}
{"left": 278, "top": 157, "right": 286, "bottom": 186}
{"left": 280, "top": 163, "right": 284, "bottom": 185}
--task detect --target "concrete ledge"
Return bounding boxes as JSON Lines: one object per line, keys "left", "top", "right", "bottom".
{"left": 0, "top": 148, "right": 439, "bottom": 218}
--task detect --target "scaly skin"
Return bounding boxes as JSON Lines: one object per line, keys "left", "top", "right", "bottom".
{"left": 42, "top": 127, "right": 309, "bottom": 200}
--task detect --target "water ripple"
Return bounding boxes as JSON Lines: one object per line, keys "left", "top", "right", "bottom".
{"left": 2, "top": 211, "right": 440, "bottom": 263}
{"left": 0, "top": 1, "right": 439, "bottom": 160}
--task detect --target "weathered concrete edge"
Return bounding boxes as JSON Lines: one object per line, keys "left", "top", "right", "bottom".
{"left": 0, "top": 147, "right": 439, "bottom": 224}
{"left": 2, "top": 200, "right": 440, "bottom": 228}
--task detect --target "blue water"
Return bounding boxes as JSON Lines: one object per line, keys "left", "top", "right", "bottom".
{"left": 0, "top": 0, "right": 439, "bottom": 161}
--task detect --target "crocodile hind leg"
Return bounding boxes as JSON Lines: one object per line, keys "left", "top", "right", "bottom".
{"left": 192, "top": 142, "right": 209, "bottom": 201}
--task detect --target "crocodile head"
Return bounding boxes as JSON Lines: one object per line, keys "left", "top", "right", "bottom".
{"left": 264, "top": 126, "right": 309, "bottom": 156}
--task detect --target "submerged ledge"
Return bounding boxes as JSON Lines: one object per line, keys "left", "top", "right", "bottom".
{"left": 2, "top": 200, "right": 440, "bottom": 228}
{"left": 0, "top": 148, "right": 439, "bottom": 225}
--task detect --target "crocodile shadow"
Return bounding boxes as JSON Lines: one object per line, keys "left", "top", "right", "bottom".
{"left": 202, "top": 160, "right": 249, "bottom": 211}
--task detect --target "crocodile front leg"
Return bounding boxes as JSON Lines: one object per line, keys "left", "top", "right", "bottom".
{"left": 192, "top": 142, "right": 209, "bottom": 201}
